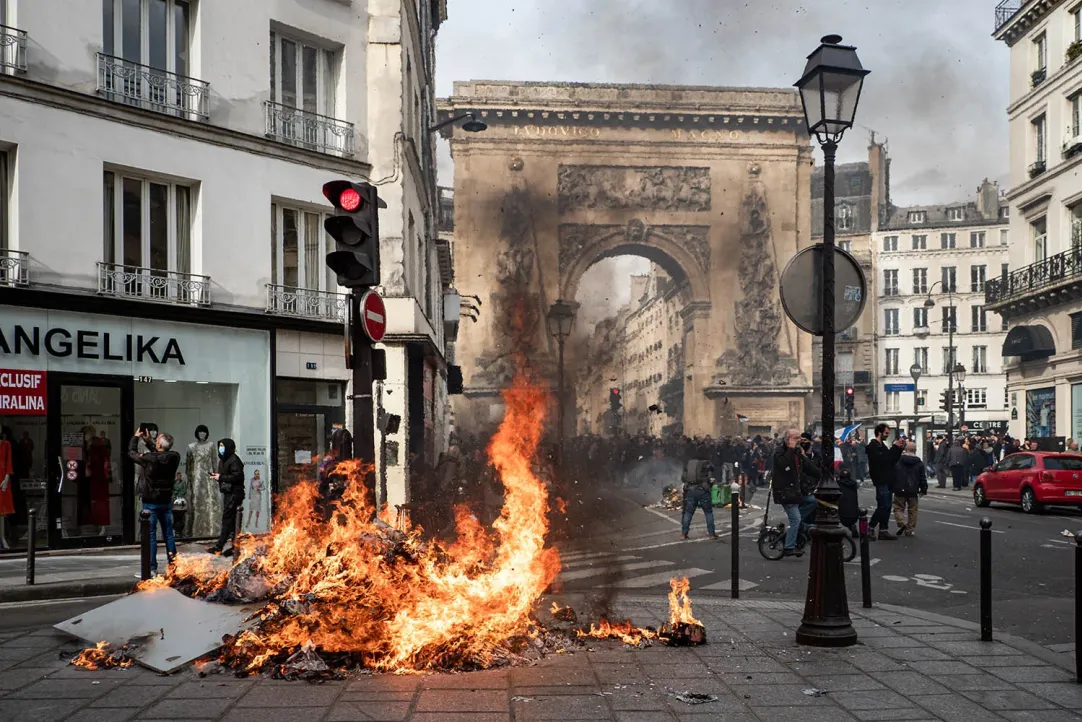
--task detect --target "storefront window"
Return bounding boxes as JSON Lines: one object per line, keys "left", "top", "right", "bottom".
{"left": 276, "top": 379, "right": 345, "bottom": 496}
{"left": 1073, "top": 384, "right": 1082, "bottom": 443}
{"left": 1026, "top": 387, "right": 1057, "bottom": 439}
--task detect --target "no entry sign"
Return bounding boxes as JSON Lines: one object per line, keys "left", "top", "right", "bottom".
{"left": 360, "top": 290, "right": 386, "bottom": 342}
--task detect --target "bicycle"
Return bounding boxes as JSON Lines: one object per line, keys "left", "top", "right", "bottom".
{"left": 756, "top": 476, "right": 857, "bottom": 562}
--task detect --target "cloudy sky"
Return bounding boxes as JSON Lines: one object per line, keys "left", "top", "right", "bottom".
{"left": 434, "top": 0, "right": 1010, "bottom": 316}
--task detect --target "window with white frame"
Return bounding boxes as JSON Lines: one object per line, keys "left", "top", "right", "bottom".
{"left": 1074, "top": 5, "right": 1082, "bottom": 42}
{"left": 102, "top": 170, "right": 192, "bottom": 274}
{"left": 908, "top": 211, "right": 926, "bottom": 224}
{"left": 1033, "top": 217, "right": 1048, "bottom": 261}
{"left": 940, "top": 232, "right": 956, "bottom": 249}
{"left": 913, "top": 307, "right": 928, "bottom": 330}
{"left": 912, "top": 234, "right": 927, "bottom": 250}
{"left": 1000, "top": 229, "right": 1008, "bottom": 246}
{"left": 970, "top": 231, "right": 985, "bottom": 248}
{"left": 971, "top": 305, "right": 987, "bottom": 332}
{"left": 883, "top": 235, "right": 898, "bottom": 252}
{"left": 971, "top": 265, "right": 986, "bottom": 292}
{"left": 942, "top": 346, "right": 957, "bottom": 374}
{"left": 270, "top": 202, "right": 335, "bottom": 292}
{"left": 914, "top": 347, "right": 929, "bottom": 373}
{"left": 941, "top": 306, "right": 957, "bottom": 333}
{"left": 1035, "top": 32, "right": 1048, "bottom": 71}
{"left": 1072, "top": 93, "right": 1082, "bottom": 138}
{"left": 912, "top": 267, "right": 927, "bottom": 294}
{"left": 1034, "top": 114, "right": 1047, "bottom": 163}
{"left": 966, "top": 388, "right": 988, "bottom": 409}
{"left": 0, "top": 150, "right": 7, "bottom": 252}
{"left": 1001, "top": 206, "right": 1010, "bottom": 219}
{"left": 973, "top": 345, "right": 988, "bottom": 373}
{"left": 836, "top": 203, "right": 853, "bottom": 231}
{"left": 947, "top": 207, "right": 965, "bottom": 222}
{"left": 885, "top": 348, "right": 899, "bottom": 375}
{"left": 102, "top": 0, "right": 191, "bottom": 74}
{"left": 839, "top": 240, "right": 852, "bottom": 252}
{"left": 942, "top": 266, "right": 957, "bottom": 293}
{"left": 884, "top": 308, "right": 899, "bottom": 336}
{"left": 269, "top": 30, "right": 339, "bottom": 119}
{"left": 883, "top": 269, "right": 899, "bottom": 296}
{"left": 885, "top": 391, "right": 901, "bottom": 413}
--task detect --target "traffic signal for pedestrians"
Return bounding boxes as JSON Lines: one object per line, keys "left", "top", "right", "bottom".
{"left": 323, "top": 180, "right": 381, "bottom": 288}
{"left": 609, "top": 387, "right": 622, "bottom": 411}
{"left": 939, "top": 389, "right": 952, "bottom": 412}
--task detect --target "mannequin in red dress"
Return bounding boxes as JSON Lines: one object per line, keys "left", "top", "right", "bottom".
{"left": 0, "top": 426, "right": 15, "bottom": 549}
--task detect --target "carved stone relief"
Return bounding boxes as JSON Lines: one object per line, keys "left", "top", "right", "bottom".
{"left": 557, "top": 165, "right": 711, "bottom": 212}
{"left": 713, "top": 169, "right": 798, "bottom": 387}
{"left": 558, "top": 221, "right": 711, "bottom": 278}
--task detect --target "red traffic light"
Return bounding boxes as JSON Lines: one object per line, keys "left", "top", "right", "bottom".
{"left": 323, "top": 180, "right": 367, "bottom": 213}
{"left": 340, "top": 187, "right": 361, "bottom": 212}
{"left": 845, "top": 387, "right": 854, "bottom": 396}
{"left": 610, "top": 388, "right": 620, "bottom": 396}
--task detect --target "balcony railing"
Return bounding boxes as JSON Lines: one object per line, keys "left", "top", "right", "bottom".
{"left": 985, "top": 245, "right": 1082, "bottom": 306}
{"left": 995, "top": 0, "right": 1022, "bottom": 31}
{"left": 263, "top": 101, "right": 355, "bottom": 157}
{"left": 265, "top": 284, "right": 347, "bottom": 321}
{"left": 1029, "top": 159, "right": 1047, "bottom": 178}
{"left": 0, "top": 24, "right": 27, "bottom": 72}
{"left": 96, "top": 53, "right": 209, "bottom": 120}
{"left": 0, "top": 249, "right": 29, "bottom": 287}
{"left": 97, "top": 262, "right": 210, "bottom": 305}
{"left": 1065, "top": 128, "right": 1082, "bottom": 159}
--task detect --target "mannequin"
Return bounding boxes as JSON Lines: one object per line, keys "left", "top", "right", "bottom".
{"left": 187, "top": 424, "right": 220, "bottom": 538}
{"left": 0, "top": 426, "right": 14, "bottom": 549}
{"left": 246, "top": 469, "right": 263, "bottom": 531}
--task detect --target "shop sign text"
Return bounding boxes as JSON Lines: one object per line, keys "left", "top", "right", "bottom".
{"left": 0, "top": 325, "right": 185, "bottom": 365}
{"left": 0, "top": 369, "right": 46, "bottom": 415}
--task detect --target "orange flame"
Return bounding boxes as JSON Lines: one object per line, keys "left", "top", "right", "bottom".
{"left": 576, "top": 619, "right": 658, "bottom": 646}
{"left": 668, "top": 577, "right": 700, "bottom": 626}
{"left": 70, "top": 641, "right": 133, "bottom": 670}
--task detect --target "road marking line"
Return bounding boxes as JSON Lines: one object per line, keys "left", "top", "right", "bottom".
{"left": 560, "top": 560, "right": 674, "bottom": 582}
{"left": 919, "top": 509, "right": 968, "bottom": 519}
{"left": 1045, "top": 538, "right": 1072, "bottom": 545}
{"left": 935, "top": 520, "right": 1004, "bottom": 534}
{"left": 625, "top": 536, "right": 723, "bottom": 552}
{"left": 611, "top": 568, "right": 713, "bottom": 589}
{"left": 845, "top": 557, "right": 880, "bottom": 567}
{"left": 698, "top": 579, "right": 760, "bottom": 591}
{"left": 562, "top": 555, "right": 640, "bottom": 570}
{"left": 643, "top": 506, "right": 682, "bottom": 526}
{"left": 560, "top": 551, "right": 619, "bottom": 563}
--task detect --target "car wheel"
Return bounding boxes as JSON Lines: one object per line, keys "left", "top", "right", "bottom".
{"left": 973, "top": 484, "right": 989, "bottom": 508}
{"left": 1021, "top": 487, "right": 1043, "bottom": 514}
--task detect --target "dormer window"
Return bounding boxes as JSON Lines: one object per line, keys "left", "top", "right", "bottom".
{"left": 836, "top": 203, "right": 854, "bottom": 231}
{"left": 947, "top": 207, "right": 965, "bottom": 222}
{"left": 907, "top": 210, "right": 926, "bottom": 224}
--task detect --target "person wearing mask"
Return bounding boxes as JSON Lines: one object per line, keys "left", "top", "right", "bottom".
{"left": 772, "top": 429, "right": 817, "bottom": 556}
{"left": 948, "top": 437, "right": 969, "bottom": 490}
{"left": 129, "top": 428, "right": 180, "bottom": 576}
{"left": 208, "top": 438, "right": 245, "bottom": 555}
{"left": 866, "top": 423, "right": 905, "bottom": 541}
{"left": 892, "top": 441, "right": 927, "bottom": 536}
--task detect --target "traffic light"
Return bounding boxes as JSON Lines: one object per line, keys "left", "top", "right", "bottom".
{"left": 844, "top": 386, "right": 855, "bottom": 411}
{"left": 323, "top": 180, "right": 381, "bottom": 288}
{"left": 609, "top": 387, "right": 622, "bottom": 411}
{"left": 939, "top": 389, "right": 952, "bottom": 412}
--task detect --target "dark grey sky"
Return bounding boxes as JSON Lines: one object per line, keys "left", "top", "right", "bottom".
{"left": 436, "top": 0, "right": 1009, "bottom": 206}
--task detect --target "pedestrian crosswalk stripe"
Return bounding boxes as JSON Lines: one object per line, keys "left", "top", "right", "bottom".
{"left": 559, "top": 551, "right": 616, "bottom": 563}
{"left": 698, "top": 579, "right": 760, "bottom": 592}
{"left": 610, "top": 568, "right": 713, "bottom": 589}
{"left": 562, "top": 554, "right": 640, "bottom": 571}
{"left": 559, "top": 560, "right": 673, "bottom": 582}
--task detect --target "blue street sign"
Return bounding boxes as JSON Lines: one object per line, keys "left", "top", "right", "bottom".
{"left": 884, "top": 383, "right": 915, "bottom": 392}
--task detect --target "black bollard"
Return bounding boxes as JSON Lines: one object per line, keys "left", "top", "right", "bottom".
{"left": 139, "top": 509, "right": 152, "bottom": 580}
{"left": 25, "top": 507, "right": 36, "bottom": 585}
{"left": 859, "top": 508, "right": 871, "bottom": 609}
{"left": 232, "top": 505, "right": 243, "bottom": 560}
{"left": 731, "top": 491, "right": 740, "bottom": 599}
{"left": 1075, "top": 529, "right": 1081, "bottom": 683}
{"left": 980, "top": 517, "right": 993, "bottom": 642}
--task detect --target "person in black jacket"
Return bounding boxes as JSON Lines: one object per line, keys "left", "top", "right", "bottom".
{"left": 773, "top": 429, "right": 817, "bottom": 556}
{"left": 129, "top": 429, "right": 180, "bottom": 575}
{"left": 208, "top": 438, "right": 245, "bottom": 555}
{"left": 866, "top": 423, "right": 905, "bottom": 541}
{"left": 892, "top": 442, "right": 927, "bottom": 536}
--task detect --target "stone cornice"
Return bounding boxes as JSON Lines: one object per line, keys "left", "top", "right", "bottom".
{"left": 995, "top": 0, "right": 1064, "bottom": 47}
{"left": 0, "top": 74, "right": 372, "bottom": 176}
{"left": 704, "top": 385, "right": 814, "bottom": 397}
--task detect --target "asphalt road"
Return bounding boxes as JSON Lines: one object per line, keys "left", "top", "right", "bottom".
{"left": 558, "top": 471, "right": 1082, "bottom": 654}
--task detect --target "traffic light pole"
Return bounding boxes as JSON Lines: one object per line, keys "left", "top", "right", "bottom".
{"left": 351, "top": 288, "right": 378, "bottom": 515}
{"left": 946, "top": 315, "right": 955, "bottom": 442}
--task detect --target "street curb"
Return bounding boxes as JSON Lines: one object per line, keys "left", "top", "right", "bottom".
{"left": 0, "top": 577, "right": 137, "bottom": 604}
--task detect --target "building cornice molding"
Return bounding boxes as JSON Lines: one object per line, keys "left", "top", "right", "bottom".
{"left": 0, "top": 74, "right": 372, "bottom": 176}
{"left": 995, "top": 0, "right": 1065, "bottom": 47}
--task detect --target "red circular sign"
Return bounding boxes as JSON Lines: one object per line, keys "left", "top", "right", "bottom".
{"left": 360, "top": 290, "right": 386, "bottom": 342}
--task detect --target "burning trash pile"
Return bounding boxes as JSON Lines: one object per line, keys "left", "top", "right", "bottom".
{"left": 576, "top": 577, "right": 706, "bottom": 648}
{"left": 648, "top": 485, "right": 685, "bottom": 510}
{"left": 70, "top": 641, "right": 135, "bottom": 670}
{"left": 70, "top": 371, "right": 707, "bottom": 676}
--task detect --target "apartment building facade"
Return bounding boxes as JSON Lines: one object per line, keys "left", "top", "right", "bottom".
{"left": 992, "top": 0, "right": 1082, "bottom": 444}
{"left": 0, "top": 0, "right": 451, "bottom": 551}
{"left": 874, "top": 179, "right": 1010, "bottom": 432}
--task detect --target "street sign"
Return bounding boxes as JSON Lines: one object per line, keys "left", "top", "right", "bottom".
{"left": 359, "top": 290, "right": 386, "bottom": 342}
{"left": 884, "top": 383, "right": 915, "bottom": 392}
{"left": 779, "top": 244, "right": 867, "bottom": 336}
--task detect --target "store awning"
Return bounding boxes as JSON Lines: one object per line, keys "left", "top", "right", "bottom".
{"left": 1002, "top": 324, "right": 1055, "bottom": 360}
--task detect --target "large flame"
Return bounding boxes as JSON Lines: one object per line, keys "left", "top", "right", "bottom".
{"left": 153, "top": 370, "right": 561, "bottom": 673}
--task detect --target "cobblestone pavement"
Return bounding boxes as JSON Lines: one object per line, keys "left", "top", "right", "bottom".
{"left": 1, "top": 596, "right": 1080, "bottom": 721}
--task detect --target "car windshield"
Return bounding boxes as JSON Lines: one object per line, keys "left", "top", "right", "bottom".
{"left": 1042, "top": 457, "right": 1082, "bottom": 471}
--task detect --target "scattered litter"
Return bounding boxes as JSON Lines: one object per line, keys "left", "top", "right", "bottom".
{"left": 595, "top": 691, "right": 613, "bottom": 696}
{"left": 803, "top": 688, "right": 827, "bottom": 697}
{"left": 511, "top": 695, "right": 534, "bottom": 702}
{"left": 666, "top": 691, "right": 718, "bottom": 705}
{"left": 280, "top": 641, "right": 333, "bottom": 680}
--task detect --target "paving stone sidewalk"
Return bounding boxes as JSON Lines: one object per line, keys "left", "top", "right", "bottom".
{"left": 1, "top": 596, "right": 1080, "bottom": 722}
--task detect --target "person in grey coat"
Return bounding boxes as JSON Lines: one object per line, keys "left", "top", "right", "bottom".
{"left": 934, "top": 436, "right": 950, "bottom": 489}
{"left": 947, "top": 437, "right": 969, "bottom": 490}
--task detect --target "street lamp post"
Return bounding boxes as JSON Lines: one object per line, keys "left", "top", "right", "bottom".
{"left": 547, "top": 300, "right": 576, "bottom": 466}
{"left": 909, "top": 363, "right": 923, "bottom": 436}
{"left": 954, "top": 363, "right": 967, "bottom": 432}
{"left": 794, "top": 34, "right": 869, "bottom": 648}
{"left": 924, "top": 283, "right": 957, "bottom": 440}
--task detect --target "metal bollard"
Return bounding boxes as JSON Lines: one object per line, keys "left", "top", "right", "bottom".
{"left": 232, "top": 505, "right": 243, "bottom": 560}
{"left": 731, "top": 492, "right": 740, "bottom": 599}
{"left": 25, "top": 507, "right": 36, "bottom": 585}
{"left": 139, "top": 509, "right": 152, "bottom": 580}
{"left": 980, "top": 517, "right": 993, "bottom": 642}
{"left": 1074, "top": 529, "right": 1081, "bottom": 683}
{"left": 859, "top": 508, "right": 871, "bottom": 609}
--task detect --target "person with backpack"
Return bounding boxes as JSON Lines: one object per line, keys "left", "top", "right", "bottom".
{"left": 208, "top": 438, "right": 245, "bottom": 555}
{"left": 680, "top": 459, "right": 720, "bottom": 541}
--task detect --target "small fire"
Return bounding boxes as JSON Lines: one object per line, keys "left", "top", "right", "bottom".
{"left": 577, "top": 619, "right": 658, "bottom": 646}
{"left": 576, "top": 577, "right": 702, "bottom": 647}
{"left": 668, "top": 577, "right": 700, "bottom": 626}
{"left": 70, "top": 641, "right": 133, "bottom": 670}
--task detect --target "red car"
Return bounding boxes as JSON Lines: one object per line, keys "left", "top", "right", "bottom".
{"left": 973, "top": 452, "right": 1082, "bottom": 513}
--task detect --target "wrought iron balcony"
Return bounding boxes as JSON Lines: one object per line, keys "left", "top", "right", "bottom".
{"left": 265, "top": 284, "right": 347, "bottom": 321}
{"left": 97, "top": 262, "right": 210, "bottom": 305}
{"left": 994, "top": 0, "right": 1021, "bottom": 32}
{"left": 0, "top": 249, "right": 29, "bottom": 287}
{"left": 0, "top": 24, "right": 27, "bottom": 72}
{"left": 263, "top": 101, "right": 355, "bottom": 157}
{"left": 1029, "top": 159, "right": 1047, "bottom": 178}
{"left": 985, "top": 245, "right": 1082, "bottom": 313}
{"left": 96, "top": 53, "right": 209, "bottom": 120}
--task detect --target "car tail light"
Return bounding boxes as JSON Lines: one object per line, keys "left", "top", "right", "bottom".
{"left": 1041, "top": 471, "right": 1055, "bottom": 483}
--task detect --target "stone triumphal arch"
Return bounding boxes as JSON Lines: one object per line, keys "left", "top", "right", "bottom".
{"left": 438, "top": 81, "right": 816, "bottom": 437}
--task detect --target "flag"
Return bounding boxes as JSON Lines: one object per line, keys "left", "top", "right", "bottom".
{"left": 736, "top": 414, "right": 749, "bottom": 422}
{"left": 834, "top": 423, "right": 861, "bottom": 441}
